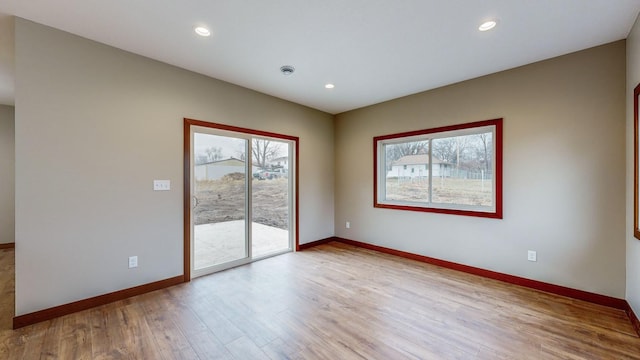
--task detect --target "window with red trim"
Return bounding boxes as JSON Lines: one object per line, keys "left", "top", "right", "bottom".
{"left": 374, "top": 119, "right": 503, "bottom": 219}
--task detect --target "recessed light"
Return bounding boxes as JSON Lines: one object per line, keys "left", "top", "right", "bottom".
{"left": 325, "top": 83, "right": 335, "bottom": 89}
{"left": 194, "top": 26, "right": 211, "bottom": 37}
{"left": 479, "top": 20, "right": 497, "bottom": 32}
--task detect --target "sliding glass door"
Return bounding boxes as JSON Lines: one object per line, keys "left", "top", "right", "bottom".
{"left": 192, "top": 131, "right": 249, "bottom": 273}
{"left": 251, "top": 138, "right": 291, "bottom": 259}
{"left": 187, "top": 121, "right": 296, "bottom": 278}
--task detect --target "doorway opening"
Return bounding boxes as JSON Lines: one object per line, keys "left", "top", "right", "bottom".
{"left": 184, "top": 119, "right": 298, "bottom": 280}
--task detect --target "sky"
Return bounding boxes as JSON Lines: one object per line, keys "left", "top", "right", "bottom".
{"left": 194, "top": 132, "right": 289, "bottom": 161}
{"left": 194, "top": 133, "right": 246, "bottom": 159}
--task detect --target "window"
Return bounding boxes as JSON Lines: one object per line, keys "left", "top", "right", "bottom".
{"left": 374, "top": 118, "right": 503, "bottom": 219}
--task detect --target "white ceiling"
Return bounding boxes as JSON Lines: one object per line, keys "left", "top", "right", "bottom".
{"left": 0, "top": 1, "right": 639, "bottom": 114}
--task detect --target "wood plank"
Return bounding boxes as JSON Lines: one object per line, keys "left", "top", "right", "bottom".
{"left": 38, "top": 318, "right": 63, "bottom": 359}
{"left": 138, "top": 292, "right": 200, "bottom": 359}
{"left": 57, "top": 313, "right": 92, "bottom": 360}
{"left": 164, "top": 294, "right": 233, "bottom": 359}
{"left": 225, "top": 336, "right": 270, "bottom": 360}
{"left": 0, "top": 244, "right": 639, "bottom": 359}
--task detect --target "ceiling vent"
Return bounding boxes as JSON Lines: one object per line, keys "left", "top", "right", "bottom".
{"left": 280, "top": 65, "right": 295, "bottom": 75}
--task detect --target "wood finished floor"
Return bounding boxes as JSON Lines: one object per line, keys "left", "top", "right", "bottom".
{"left": 1, "top": 243, "right": 640, "bottom": 359}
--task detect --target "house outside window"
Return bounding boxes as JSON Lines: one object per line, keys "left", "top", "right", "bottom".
{"left": 374, "top": 118, "right": 503, "bottom": 219}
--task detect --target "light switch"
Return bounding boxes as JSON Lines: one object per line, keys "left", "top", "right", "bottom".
{"left": 153, "top": 180, "right": 171, "bottom": 191}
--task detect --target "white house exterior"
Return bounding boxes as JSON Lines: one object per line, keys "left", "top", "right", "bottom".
{"left": 195, "top": 157, "right": 245, "bottom": 181}
{"left": 268, "top": 156, "right": 289, "bottom": 169}
{"left": 387, "top": 154, "right": 451, "bottom": 178}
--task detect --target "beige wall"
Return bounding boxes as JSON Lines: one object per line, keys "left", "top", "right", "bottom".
{"left": 0, "top": 105, "right": 14, "bottom": 244}
{"left": 627, "top": 15, "right": 640, "bottom": 315}
{"left": 12, "top": 14, "right": 632, "bottom": 316}
{"left": 335, "top": 41, "right": 626, "bottom": 297}
{"left": 14, "top": 19, "right": 334, "bottom": 315}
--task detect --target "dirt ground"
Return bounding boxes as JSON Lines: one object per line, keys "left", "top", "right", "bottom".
{"left": 195, "top": 176, "right": 490, "bottom": 229}
{"left": 194, "top": 174, "right": 289, "bottom": 229}
{"left": 386, "top": 177, "right": 493, "bottom": 206}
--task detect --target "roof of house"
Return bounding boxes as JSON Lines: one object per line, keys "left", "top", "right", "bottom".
{"left": 270, "top": 156, "right": 288, "bottom": 162}
{"left": 197, "top": 157, "right": 245, "bottom": 166}
{"left": 392, "top": 154, "right": 447, "bottom": 166}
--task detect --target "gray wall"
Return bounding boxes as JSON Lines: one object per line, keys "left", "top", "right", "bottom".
{"left": 14, "top": 19, "right": 334, "bottom": 315}
{"left": 627, "top": 14, "right": 640, "bottom": 317}
{"left": 335, "top": 41, "right": 626, "bottom": 298}
{"left": 0, "top": 105, "right": 14, "bottom": 244}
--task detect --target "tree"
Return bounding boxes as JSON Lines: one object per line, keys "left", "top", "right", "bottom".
{"left": 205, "top": 146, "right": 223, "bottom": 162}
{"left": 432, "top": 138, "right": 457, "bottom": 164}
{"left": 385, "top": 141, "right": 428, "bottom": 164}
{"left": 195, "top": 155, "right": 209, "bottom": 165}
{"left": 475, "top": 133, "right": 492, "bottom": 172}
{"left": 252, "top": 139, "right": 282, "bottom": 168}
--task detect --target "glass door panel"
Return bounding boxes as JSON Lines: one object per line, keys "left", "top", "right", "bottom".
{"left": 251, "top": 139, "right": 292, "bottom": 258}
{"left": 192, "top": 131, "right": 248, "bottom": 273}
{"left": 187, "top": 121, "right": 296, "bottom": 280}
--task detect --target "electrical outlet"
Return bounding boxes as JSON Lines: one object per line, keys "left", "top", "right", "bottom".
{"left": 346, "top": 221, "right": 350, "bottom": 229}
{"left": 128, "top": 256, "right": 138, "bottom": 268}
{"left": 527, "top": 250, "right": 537, "bottom": 262}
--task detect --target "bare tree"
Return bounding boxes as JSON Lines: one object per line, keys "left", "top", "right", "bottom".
{"left": 475, "top": 133, "right": 492, "bottom": 172}
{"left": 195, "top": 154, "right": 209, "bottom": 165}
{"left": 252, "top": 139, "right": 282, "bottom": 168}
{"left": 205, "top": 146, "right": 223, "bottom": 162}
{"left": 433, "top": 136, "right": 473, "bottom": 166}
{"left": 385, "top": 141, "right": 428, "bottom": 164}
{"left": 432, "top": 138, "right": 456, "bottom": 164}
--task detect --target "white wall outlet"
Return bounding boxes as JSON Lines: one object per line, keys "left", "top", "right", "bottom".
{"left": 527, "top": 250, "right": 537, "bottom": 262}
{"left": 153, "top": 180, "right": 171, "bottom": 191}
{"left": 346, "top": 221, "right": 351, "bottom": 229}
{"left": 128, "top": 256, "right": 138, "bottom": 268}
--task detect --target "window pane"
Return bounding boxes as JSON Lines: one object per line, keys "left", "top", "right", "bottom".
{"left": 252, "top": 138, "right": 291, "bottom": 258}
{"left": 193, "top": 133, "right": 247, "bottom": 270}
{"left": 384, "top": 140, "right": 430, "bottom": 202}
{"left": 374, "top": 119, "right": 501, "bottom": 218}
{"left": 431, "top": 132, "right": 493, "bottom": 207}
